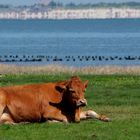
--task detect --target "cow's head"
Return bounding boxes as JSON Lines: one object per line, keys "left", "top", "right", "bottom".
{"left": 57, "top": 76, "right": 88, "bottom": 108}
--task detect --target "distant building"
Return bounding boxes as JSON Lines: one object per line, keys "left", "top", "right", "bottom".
{"left": 0, "top": 8, "right": 140, "bottom": 19}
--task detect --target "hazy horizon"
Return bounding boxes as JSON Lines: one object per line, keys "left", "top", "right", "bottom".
{"left": 0, "top": 0, "right": 140, "bottom": 6}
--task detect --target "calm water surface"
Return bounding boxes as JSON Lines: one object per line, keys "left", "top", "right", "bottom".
{"left": 0, "top": 19, "right": 140, "bottom": 67}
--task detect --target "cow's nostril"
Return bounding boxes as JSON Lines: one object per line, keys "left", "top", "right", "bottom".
{"left": 81, "top": 99, "right": 87, "bottom": 104}
{"left": 80, "top": 100, "right": 85, "bottom": 104}
{"left": 77, "top": 99, "right": 87, "bottom": 107}
{"left": 80, "top": 100, "right": 83, "bottom": 103}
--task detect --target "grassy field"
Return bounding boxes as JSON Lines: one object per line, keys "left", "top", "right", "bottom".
{"left": 0, "top": 74, "right": 140, "bottom": 140}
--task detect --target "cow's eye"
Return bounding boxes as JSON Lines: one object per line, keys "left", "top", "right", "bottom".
{"left": 72, "top": 93, "right": 78, "bottom": 99}
{"left": 69, "top": 89, "right": 75, "bottom": 93}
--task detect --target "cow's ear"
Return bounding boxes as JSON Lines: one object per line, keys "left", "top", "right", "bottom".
{"left": 84, "top": 80, "right": 88, "bottom": 88}
{"left": 55, "top": 84, "right": 66, "bottom": 92}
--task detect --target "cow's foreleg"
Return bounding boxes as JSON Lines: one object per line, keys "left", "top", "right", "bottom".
{"left": 74, "top": 108, "right": 81, "bottom": 123}
{"left": 43, "top": 111, "right": 68, "bottom": 123}
{"left": 80, "top": 110, "right": 111, "bottom": 122}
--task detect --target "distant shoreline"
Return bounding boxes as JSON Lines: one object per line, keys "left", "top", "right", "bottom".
{"left": 0, "top": 17, "right": 140, "bottom": 20}
{"left": 0, "top": 8, "right": 140, "bottom": 20}
{"left": 0, "top": 64, "right": 140, "bottom": 75}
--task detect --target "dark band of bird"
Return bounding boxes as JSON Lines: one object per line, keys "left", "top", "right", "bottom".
{"left": 0, "top": 55, "right": 140, "bottom": 63}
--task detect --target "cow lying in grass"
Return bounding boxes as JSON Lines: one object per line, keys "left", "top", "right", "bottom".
{"left": 0, "top": 76, "right": 110, "bottom": 124}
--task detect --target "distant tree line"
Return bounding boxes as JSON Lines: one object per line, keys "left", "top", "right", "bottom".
{"left": 1, "top": 1, "right": 140, "bottom": 10}
{"left": 39, "top": 1, "right": 140, "bottom": 9}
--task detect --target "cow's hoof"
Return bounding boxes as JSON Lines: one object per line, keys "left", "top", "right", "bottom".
{"left": 63, "top": 119, "right": 68, "bottom": 124}
{"left": 99, "top": 115, "right": 112, "bottom": 122}
{"left": 103, "top": 117, "right": 112, "bottom": 122}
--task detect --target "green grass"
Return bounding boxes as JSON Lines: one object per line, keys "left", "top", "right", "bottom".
{"left": 0, "top": 74, "right": 140, "bottom": 140}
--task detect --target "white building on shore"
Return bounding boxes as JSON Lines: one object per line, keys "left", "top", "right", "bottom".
{"left": 0, "top": 8, "right": 140, "bottom": 19}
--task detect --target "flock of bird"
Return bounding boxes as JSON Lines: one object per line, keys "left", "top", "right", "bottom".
{"left": 0, "top": 55, "right": 139, "bottom": 62}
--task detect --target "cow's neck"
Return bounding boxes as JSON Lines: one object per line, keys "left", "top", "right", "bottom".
{"left": 59, "top": 97, "right": 81, "bottom": 122}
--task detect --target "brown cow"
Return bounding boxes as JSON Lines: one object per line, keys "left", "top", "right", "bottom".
{"left": 0, "top": 76, "right": 110, "bottom": 124}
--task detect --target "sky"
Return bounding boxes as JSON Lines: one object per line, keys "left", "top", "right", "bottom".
{"left": 0, "top": 0, "right": 140, "bottom": 6}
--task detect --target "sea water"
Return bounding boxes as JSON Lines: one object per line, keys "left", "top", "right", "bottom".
{"left": 0, "top": 19, "right": 140, "bottom": 67}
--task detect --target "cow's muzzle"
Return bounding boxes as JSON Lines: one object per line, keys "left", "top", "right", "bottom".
{"left": 76, "top": 99, "right": 87, "bottom": 107}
